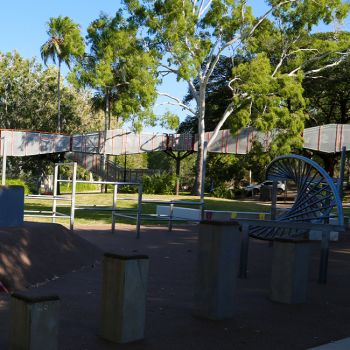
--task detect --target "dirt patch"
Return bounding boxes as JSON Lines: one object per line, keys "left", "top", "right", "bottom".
{"left": 0, "top": 222, "right": 102, "bottom": 291}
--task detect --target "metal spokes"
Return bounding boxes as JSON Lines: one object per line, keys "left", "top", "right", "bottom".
{"left": 249, "top": 154, "right": 343, "bottom": 240}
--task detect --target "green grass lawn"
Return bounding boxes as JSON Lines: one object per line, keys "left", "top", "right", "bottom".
{"left": 24, "top": 192, "right": 270, "bottom": 226}
{"left": 25, "top": 191, "right": 350, "bottom": 226}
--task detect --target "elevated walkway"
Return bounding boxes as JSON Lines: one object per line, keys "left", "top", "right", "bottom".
{"left": 0, "top": 123, "right": 348, "bottom": 158}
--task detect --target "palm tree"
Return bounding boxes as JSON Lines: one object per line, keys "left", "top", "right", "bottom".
{"left": 41, "top": 16, "right": 84, "bottom": 132}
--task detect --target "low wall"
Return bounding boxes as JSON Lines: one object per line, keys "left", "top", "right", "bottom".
{"left": 156, "top": 205, "right": 270, "bottom": 222}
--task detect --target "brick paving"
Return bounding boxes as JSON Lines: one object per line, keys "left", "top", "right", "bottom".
{"left": 0, "top": 223, "right": 350, "bottom": 349}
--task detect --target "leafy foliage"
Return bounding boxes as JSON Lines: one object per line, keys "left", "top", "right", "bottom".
{"left": 41, "top": 16, "right": 85, "bottom": 69}
{"left": 41, "top": 16, "right": 85, "bottom": 132}
{"left": 0, "top": 52, "right": 103, "bottom": 133}
{"left": 123, "top": 0, "right": 350, "bottom": 195}
{"left": 142, "top": 172, "right": 177, "bottom": 194}
{"left": 70, "top": 13, "right": 159, "bottom": 131}
{"left": 206, "top": 153, "right": 246, "bottom": 187}
{"left": 0, "top": 51, "right": 103, "bottom": 179}
{"left": 302, "top": 33, "right": 350, "bottom": 126}
{"left": 6, "top": 179, "right": 30, "bottom": 195}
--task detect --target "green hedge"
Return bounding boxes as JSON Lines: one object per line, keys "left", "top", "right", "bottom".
{"left": 5, "top": 179, "right": 30, "bottom": 195}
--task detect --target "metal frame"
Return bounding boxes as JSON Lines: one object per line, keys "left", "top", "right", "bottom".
{"left": 71, "top": 180, "right": 142, "bottom": 234}
{"left": 249, "top": 154, "right": 344, "bottom": 241}
{"left": 237, "top": 218, "right": 345, "bottom": 284}
{"left": 24, "top": 162, "right": 76, "bottom": 228}
{"left": 114, "top": 199, "right": 204, "bottom": 238}
{"left": 245, "top": 153, "right": 346, "bottom": 284}
{"left": 1, "top": 136, "right": 7, "bottom": 186}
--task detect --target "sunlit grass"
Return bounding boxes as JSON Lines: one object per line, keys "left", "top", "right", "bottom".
{"left": 24, "top": 192, "right": 269, "bottom": 226}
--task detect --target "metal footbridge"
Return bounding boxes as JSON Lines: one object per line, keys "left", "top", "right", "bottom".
{"left": 0, "top": 123, "right": 348, "bottom": 157}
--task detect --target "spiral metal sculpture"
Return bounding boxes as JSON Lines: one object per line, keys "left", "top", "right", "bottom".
{"left": 249, "top": 154, "right": 344, "bottom": 240}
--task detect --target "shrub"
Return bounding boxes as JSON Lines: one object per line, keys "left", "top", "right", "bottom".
{"left": 212, "top": 183, "right": 245, "bottom": 199}
{"left": 61, "top": 182, "right": 100, "bottom": 193}
{"left": 212, "top": 184, "right": 234, "bottom": 199}
{"left": 5, "top": 179, "right": 31, "bottom": 195}
{"left": 142, "top": 173, "right": 177, "bottom": 194}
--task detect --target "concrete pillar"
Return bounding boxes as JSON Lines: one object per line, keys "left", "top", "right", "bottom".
{"left": 193, "top": 220, "right": 241, "bottom": 320}
{"left": 270, "top": 239, "right": 313, "bottom": 304}
{"left": 100, "top": 253, "right": 149, "bottom": 343}
{"left": 9, "top": 293, "right": 60, "bottom": 350}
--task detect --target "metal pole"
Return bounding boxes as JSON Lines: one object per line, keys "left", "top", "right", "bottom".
{"left": 267, "top": 181, "right": 278, "bottom": 247}
{"left": 200, "top": 141, "right": 208, "bottom": 220}
{"left": 271, "top": 180, "right": 277, "bottom": 220}
{"left": 136, "top": 183, "right": 143, "bottom": 239}
{"left": 168, "top": 202, "right": 174, "bottom": 232}
{"left": 319, "top": 230, "right": 330, "bottom": 284}
{"left": 101, "top": 89, "right": 109, "bottom": 193}
{"left": 112, "top": 184, "right": 118, "bottom": 234}
{"left": 52, "top": 164, "right": 59, "bottom": 223}
{"left": 123, "top": 153, "right": 127, "bottom": 182}
{"left": 1, "top": 137, "right": 7, "bottom": 186}
{"left": 70, "top": 162, "right": 77, "bottom": 230}
{"left": 339, "top": 146, "right": 346, "bottom": 199}
{"left": 319, "top": 195, "right": 331, "bottom": 284}
{"left": 239, "top": 224, "right": 250, "bottom": 279}
{"left": 175, "top": 155, "right": 181, "bottom": 196}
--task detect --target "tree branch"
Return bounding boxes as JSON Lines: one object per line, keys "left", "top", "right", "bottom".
{"left": 199, "top": 0, "right": 212, "bottom": 18}
{"left": 159, "top": 63, "right": 179, "bottom": 75}
{"left": 204, "top": 1, "right": 298, "bottom": 85}
{"left": 304, "top": 55, "right": 349, "bottom": 76}
{"left": 188, "top": 80, "right": 200, "bottom": 105}
{"left": 207, "top": 102, "right": 235, "bottom": 148}
{"left": 202, "top": 36, "right": 221, "bottom": 78}
{"left": 157, "top": 92, "right": 196, "bottom": 115}
{"left": 289, "top": 51, "right": 350, "bottom": 77}
{"left": 247, "top": 0, "right": 298, "bottom": 38}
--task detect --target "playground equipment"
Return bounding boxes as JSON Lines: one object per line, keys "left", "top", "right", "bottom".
{"left": 249, "top": 153, "right": 344, "bottom": 240}
{"left": 238, "top": 149, "right": 346, "bottom": 284}
{"left": 25, "top": 162, "right": 76, "bottom": 226}
{"left": 23, "top": 161, "right": 203, "bottom": 237}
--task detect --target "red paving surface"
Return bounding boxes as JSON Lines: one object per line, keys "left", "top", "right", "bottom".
{"left": 0, "top": 223, "right": 350, "bottom": 349}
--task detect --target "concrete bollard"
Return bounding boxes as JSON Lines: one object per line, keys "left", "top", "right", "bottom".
{"left": 9, "top": 293, "right": 60, "bottom": 350}
{"left": 193, "top": 220, "right": 241, "bottom": 320}
{"left": 270, "top": 239, "right": 313, "bottom": 304}
{"left": 100, "top": 253, "right": 149, "bottom": 343}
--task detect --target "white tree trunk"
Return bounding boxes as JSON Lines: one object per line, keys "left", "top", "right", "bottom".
{"left": 193, "top": 85, "right": 206, "bottom": 195}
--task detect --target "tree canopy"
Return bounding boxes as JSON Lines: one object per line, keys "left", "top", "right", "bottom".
{"left": 122, "top": 0, "right": 350, "bottom": 194}
{"left": 0, "top": 51, "right": 103, "bottom": 178}
{"left": 70, "top": 12, "right": 159, "bottom": 131}
{"left": 0, "top": 51, "right": 101, "bottom": 132}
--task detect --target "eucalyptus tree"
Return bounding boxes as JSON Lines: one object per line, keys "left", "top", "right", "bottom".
{"left": 41, "top": 16, "right": 85, "bottom": 132}
{"left": 302, "top": 32, "right": 350, "bottom": 126}
{"left": 123, "top": 0, "right": 350, "bottom": 196}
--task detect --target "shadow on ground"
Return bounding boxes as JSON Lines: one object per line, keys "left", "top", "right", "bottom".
{"left": 0, "top": 224, "right": 350, "bottom": 349}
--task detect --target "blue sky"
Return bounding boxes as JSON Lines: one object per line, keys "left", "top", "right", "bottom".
{"left": 0, "top": 1, "right": 348, "bottom": 132}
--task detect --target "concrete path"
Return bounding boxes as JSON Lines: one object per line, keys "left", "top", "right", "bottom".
{"left": 0, "top": 224, "right": 350, "bottom": 349}
{"left": 309, "top": 338, "right": 350, "bottom": 349}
